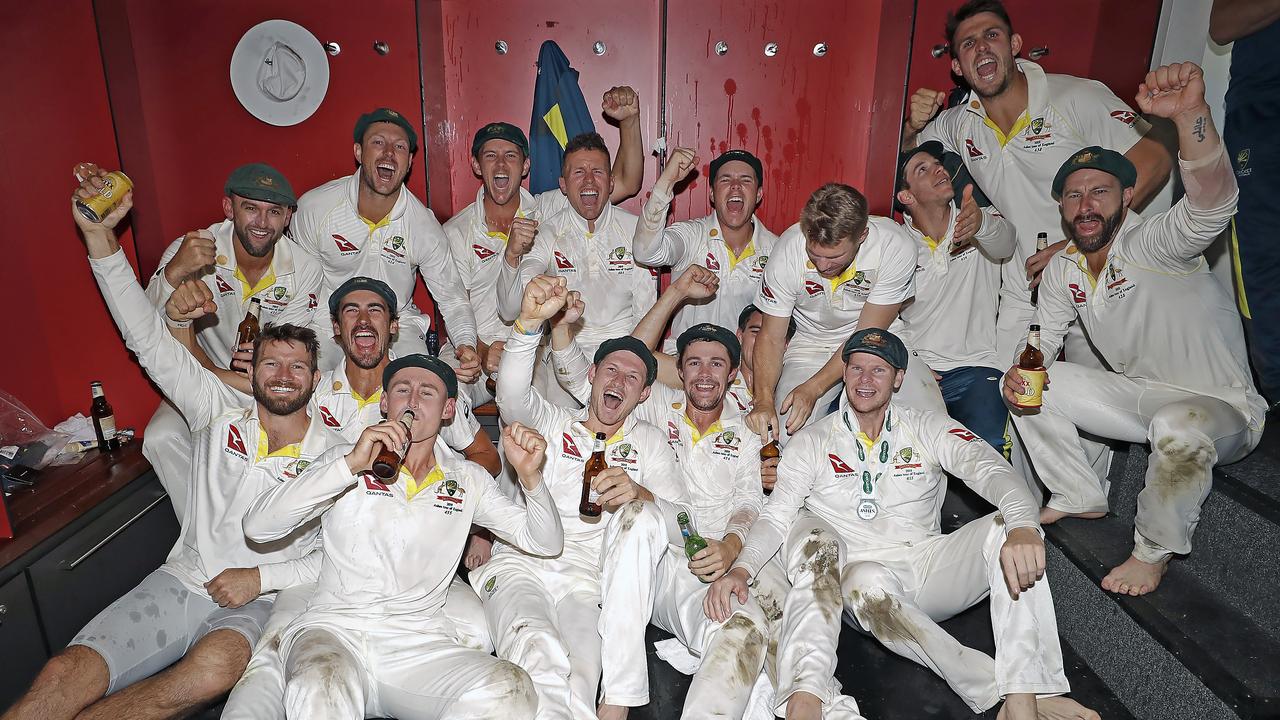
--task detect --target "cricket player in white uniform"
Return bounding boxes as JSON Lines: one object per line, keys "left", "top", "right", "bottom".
{"left": 903, "top": 0, "right": 1170, "bottom": 365}
{"left": 546, "top": 266, "right": 788, "bottom": 719}
{"left": 474, "top": 275, "right": 690, "bottom": 720}
{"left": 221, "top": 277, "right": 497, "bottom": 720}
{"left": 495, "top": 132, "right": 658, "bottom": 408}
{"left": 632, "top": 147, "right": 779, "bottom": 353}
{"left": 746, "top": 183, "right": 944, "bottom": 444}
{"left": 241, "top": 355, "right": 563, "bottom": 720}
{"left": 1004, "top": 63, "right": 1267, "bottom": 596}
{"left": 895, "top": 142, "right": 1016, "bottom": 451}
{"left": 289, "top": 107, "right": 481, "bottom": 381}
{"left": 709, "top": 328, "right": 1097, "bottom": 720}
{"left": 446, "top": 87, "right": 647, "bottom": 403}
{"left": 140, "top": 164, "right": 323, "bottom": 523}
{"left": 4, "top": 176, "right": 343, "bottom": 720}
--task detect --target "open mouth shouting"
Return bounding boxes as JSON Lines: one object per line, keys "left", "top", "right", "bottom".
{"left": 578, "top": 187, "right": 601, "bottom": 212}
{"left": 974, "top": 56, "right": 999, "bottom": 84}
{"left": 492, "top": 172, "right": 511, "bottom": 191}
{"left": 351, "top": 326, "right": 379, "bottom": 353}
{"left": 375, "top": 160, "right": 398, "bottom": 183}
{"left": 601, "top": 386, "right": 625, "bottom": 411}
{"left": 1073, "top": 213, "right": 1103, "bottom": 236}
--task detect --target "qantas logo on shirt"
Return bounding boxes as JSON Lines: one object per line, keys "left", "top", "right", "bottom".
{"left": 760, "top": 279, "right": 777, "bottom": 302}
{"left": 668, "top": 420, "right": 680, "bottom": 444}
{"left": 704, "top": 253, "right": 721, "bottom": 272}
{"left": 319, "top": 406, "right": 342, "bottom": 429}
{"left": 214, "top": 274, "right": 235, "bottom": 296}
{"left": 966, "top": 138, "right": 986, "bottom": 159}
{"left": 562, "top": 433, "right": 583, "bottom": 459}
{"left": 472, "top": 244, "right": 497, "bottom": 260}
{"left": 1110, "top": 110, "right": 1137, "bottom": 127}
{"left": 828, "top": 454, "right": 855, "bottom": 475}
{"left": 948, "top": 428, "right": 979, "bottom": 443}
{"left": 554, "top": 251, "right": 575, "bottom": 270}
{"left": 332, "top": 234, "right": 359, "bottom": 253}
{"left": 307, "top": 293, "right": 318, "bottom": 310}
{"left": 363, "top": 474, "right": 393, "bottom": 495}
{"left": 224, "top": 425, "right": 248, "bottom": 460}
{"left": 803, "top": 279, "right": 824, "bottom": 296}
{"left": 1069, "top": 283, "right": 1087, "bottom": 305}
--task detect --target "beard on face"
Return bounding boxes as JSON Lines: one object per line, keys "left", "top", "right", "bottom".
{"left": 235, "top": 222, "right": 278, "bottom": 258}
{"left": 687, "top": 388, "right": 723, "bottom": 412}
{"left": 1067, "top": 205, "right": 1125, "bottom": 253}
{"left": 253, "top": 377, "right": 313, "bottom": 416}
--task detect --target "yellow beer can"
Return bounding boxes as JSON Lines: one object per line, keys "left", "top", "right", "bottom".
{"left": 76, "top": 171, "right": 133, "bottom": 223}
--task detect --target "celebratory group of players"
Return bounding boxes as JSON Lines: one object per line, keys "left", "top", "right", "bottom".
{"left": 4, "top": 1, "right": 1265, "bottom": 719}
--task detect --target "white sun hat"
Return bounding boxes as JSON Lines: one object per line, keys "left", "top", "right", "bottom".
{"left": 230, "top": 19, "right": 330, "bottom": 127}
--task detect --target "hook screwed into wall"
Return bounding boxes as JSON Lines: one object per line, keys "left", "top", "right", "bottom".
{"left": 714, "top": 41, "right": 729, "bottom": 56}
{"left": 813, "top": 42, "right": 828, "bottom": 57}
{"left": 593, "top": 41, "right": 606, "bottom": 56}
{"left": 495, "top": 40, "right": 509, "bottom": 55}
{"left": 324, "top": 41, "right": 341, "bottom": 56}
{"left": 764, "top": 42, "right": 779, "bottom": 57}
{"left": 373, "top": 40, "right": 389, "bottom": 55}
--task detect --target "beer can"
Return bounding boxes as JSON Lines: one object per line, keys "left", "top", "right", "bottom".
{"left": 1012, "top": 368, "right": 1047, "bottom": 409}
{"left": 75, "top": 171, "right": 133, "bottom": 223}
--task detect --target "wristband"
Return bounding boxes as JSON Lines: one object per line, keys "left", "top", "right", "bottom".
{"left": 513, "top": 318, "right": 543, "bottom": 336}
{"left": 165, "top": 315, "right": 193, "bottom": 329}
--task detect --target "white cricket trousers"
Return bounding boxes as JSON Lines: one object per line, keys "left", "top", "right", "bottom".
{"left": 278, "top": 621, "right": 532, "bottom": 720}
{"left": 778, "top": 512, "right": 1069, "bottom": 714}
{"left": 222, "top": 577, "right": 494, "bottom": 720}
{"left": 774, "top": 343, "right": 946, "bottom": 443}
{"left": 142, "top": 399, "right": 193, "bottom": 524}
{"left": 599, "top": 500, "right": 769, "bottom": 718}
{"left": 1011, "top": 362, "right": 1260, "bottom": 562}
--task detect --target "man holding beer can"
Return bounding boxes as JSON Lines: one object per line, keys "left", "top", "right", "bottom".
{"left": 473, "top": 274, "right": 689, "bottom": 720}
{"left": 1002, "top": 63, "right": 1265, "bottom": 596}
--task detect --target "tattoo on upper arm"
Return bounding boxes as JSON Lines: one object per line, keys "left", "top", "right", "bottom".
{"left": 1193, "top": 116, "right": 1206, "bottom": 143}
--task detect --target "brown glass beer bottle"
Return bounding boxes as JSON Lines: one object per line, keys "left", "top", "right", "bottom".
{"left": 580, "top": 432, "right": 607, "bottom": 517}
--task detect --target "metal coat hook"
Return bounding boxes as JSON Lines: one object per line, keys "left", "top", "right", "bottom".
{"left": 714, "top": 41, "right": 729, "bottom": 56}
{"left": 324, "top": 41, "right": 341, "bottom": 56}
{"left": 1029, "top": 46, "right": 1050, "bottom": 60}
{"left": 373, "top": 40, "right": 390, "bottom": 55}
{"left": 495, "top": 40, "right": 509, "bottom": 55}
{"left": 764, "top": 42, "right": 779, "bottom": 57}
{"left": 932, "top": 43, "right": 949, "bottom": 58}
{"left": 813, "top": 42, "right": 828, "bottom": 57}
{"left": 593, "top": 41, "right": 606, "bottom": 56}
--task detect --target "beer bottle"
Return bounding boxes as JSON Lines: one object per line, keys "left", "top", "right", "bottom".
{"left": 579, "top": 432, "right": 607, "bottom": 518}
{"left": 426, "top": 309, "right": 442, "bottom": 357}
{"left": 759, "top": 423, "right": 781, "bottom": 495}
{"left": 371, "top": 409, "right": 415, "bottom": 482}
{"left": 1013, "top": 324, "right": 1047, "bottom": 409}
{"left": 90, "top": 381, "right": 120, "bottom": 452}
{"left": 237, "top": 298, "right": 262, "bottom": 346}
{"left": 677, "top": 511, "right": 708, "bottom": 561}
{"left": 1029, "top": 232, "right": 1049, "bottom": 306}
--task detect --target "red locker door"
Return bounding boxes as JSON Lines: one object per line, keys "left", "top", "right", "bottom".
{"left": 661, "top": 0, "right": 915, "bottom": 223}
{"left": 419, "top": 0, "right": 661, "bottom": 220}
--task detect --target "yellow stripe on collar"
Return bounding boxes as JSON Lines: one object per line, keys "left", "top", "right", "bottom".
{"left": 351, "top": 387, "right": 382, "bottom": 411}
{"left": 725, "top": 241, "right": 756, "bottom": 271}
{"left": 235, "top": 267, "right": 278, "bottom": 300}
{"left": 983, "top": 111, "right": 1030, "bottom": 148}
{"left": 681, "top": 414, "right": 724, "bottom": 445}
{"left": 828, "top": 263, "right": 859, "bottom": 292}
{"left": 406, "top": 465, "right": 444, "bottom": 502}
{"left": 360, "top": 214, "right": 391, "bottom": 233}
{"left": 255, "top": 427, "right": 301, "bottom": 463}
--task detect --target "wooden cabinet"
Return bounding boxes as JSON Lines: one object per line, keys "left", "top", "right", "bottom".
{"left": 0, "top": 574, "right": 48, "bottom": 707}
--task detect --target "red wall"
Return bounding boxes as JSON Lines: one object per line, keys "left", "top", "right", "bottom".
{"left": 421, "top": 0, "right": 662, "bottom": 220}
{"left": 0, "top": 1, "right": 160, "bottom": 433}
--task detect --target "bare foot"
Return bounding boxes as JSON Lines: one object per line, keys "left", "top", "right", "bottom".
{"left": 597, "top": 703, "right": 629, "bottom": 720}
{"left": 785, "top": 691, "right": 822, "bottom": 720}
{"left": 1039, "top": 507, "right": 1106, "bottom": 525}
{"left": 1101, "top": 554, "right": 1169, "bottom": 596}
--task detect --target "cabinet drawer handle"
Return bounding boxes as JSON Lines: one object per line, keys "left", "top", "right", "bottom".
{"left": 60, "top": 493, "right": 168, "bottom": 571}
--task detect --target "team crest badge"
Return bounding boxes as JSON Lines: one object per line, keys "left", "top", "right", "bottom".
{"left": 612, "top": 246, "right": 628, "bottom": 260}
{"left": 389, "top": 236, "right": 405, "bottom": 251}
{"left": 899, "top": 447, "right": 912, "bottom": 463}
{"left": 1030, "top": 117, "right": 1045, "bottom": 135}
{"left": 272, "top": 286, "right": 287, "bottom": 301}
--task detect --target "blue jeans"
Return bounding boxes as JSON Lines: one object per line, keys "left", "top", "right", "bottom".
{"left": 937, "top": 366, "right": 1008, "bottom": 454}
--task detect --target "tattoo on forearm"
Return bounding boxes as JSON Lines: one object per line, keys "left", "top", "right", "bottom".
{"left": 1193, "top": 116, "right": 1206, "bottom": 143}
